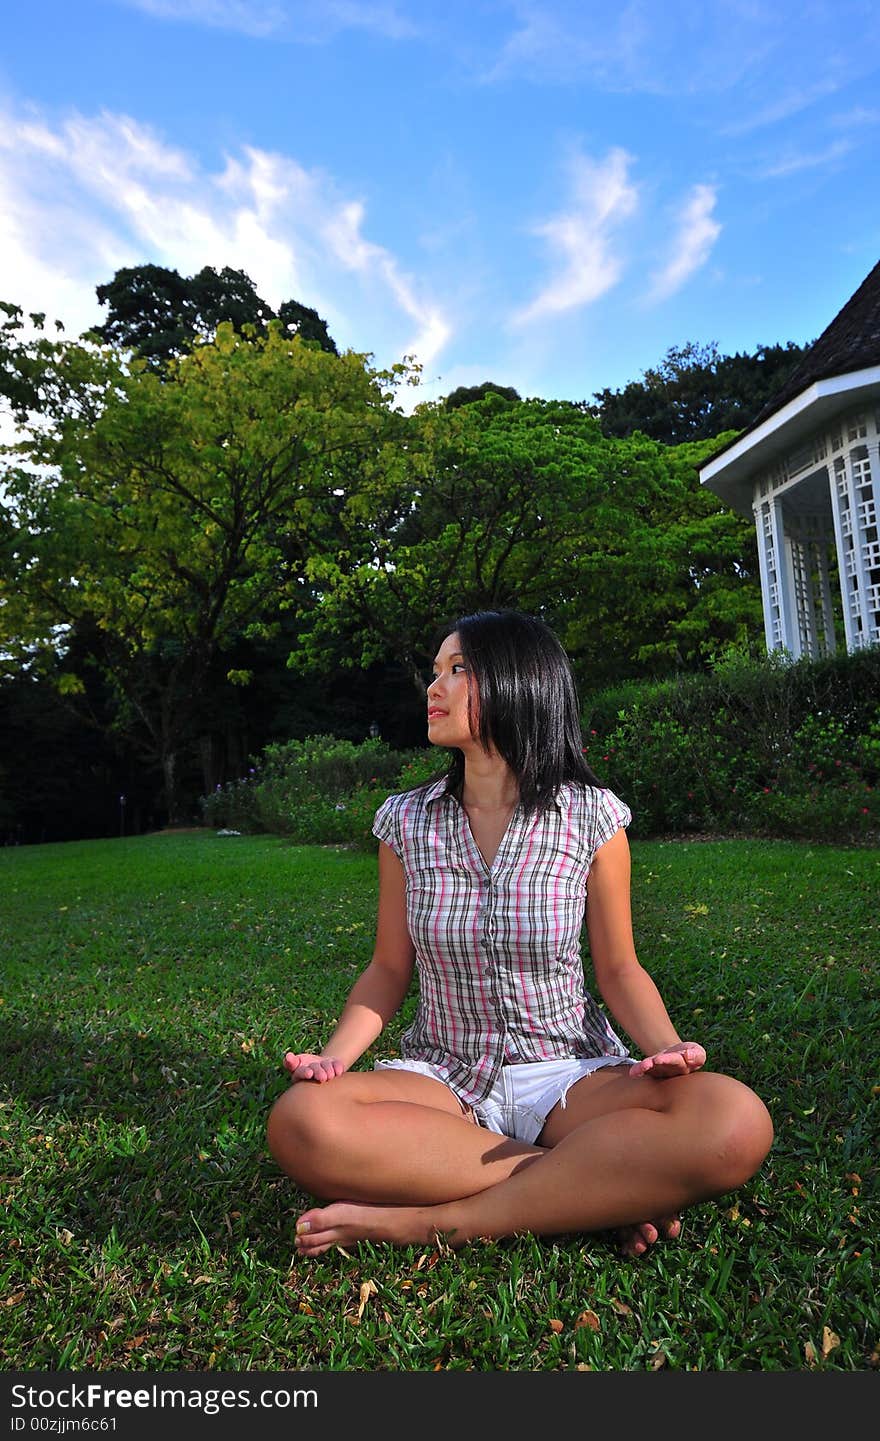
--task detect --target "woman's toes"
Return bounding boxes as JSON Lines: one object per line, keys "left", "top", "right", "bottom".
{"left": 617, "top": 1216, "right": 683, "bottom": 1257}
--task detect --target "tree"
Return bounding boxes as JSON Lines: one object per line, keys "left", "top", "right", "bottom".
{"left": 442, "top": 381, "right": 521, "bottom": 410}
{"left": 1, "top": 314, "right": 408, "bottom": 821}
{"left": 591, "top": 339, "right": 813, "bottom": 445}
{"left": 283, "top": 393, "right": 759, "bottom": 694}
{"left": 556, "top": 433, "right": 764, "bottom": 676}
{"left": 0, "top": 301, "right": 68, "bottom": 417}
{"left": 91, "top": 263, "right": 338, "bottom": 368}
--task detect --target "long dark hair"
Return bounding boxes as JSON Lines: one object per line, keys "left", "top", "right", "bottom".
{"left": 423, "top": 608, "right": 603, "bottom": 816}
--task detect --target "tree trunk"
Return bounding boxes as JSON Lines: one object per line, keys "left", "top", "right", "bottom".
{"left": 161, "top": 749, "right": 182, "bottom": 827}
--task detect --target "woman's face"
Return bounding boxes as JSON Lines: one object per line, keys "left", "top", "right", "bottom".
{"left": 426, "top": 631, "right": 478, "bottom": 746}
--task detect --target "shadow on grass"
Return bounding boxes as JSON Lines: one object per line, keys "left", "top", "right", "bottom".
{"left": 2, "top": 1020, "right": 305, "bottom": 1261}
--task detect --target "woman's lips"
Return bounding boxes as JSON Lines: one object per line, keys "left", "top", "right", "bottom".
{"left": 427, "top": 708, "right": 447, "bottom": 718}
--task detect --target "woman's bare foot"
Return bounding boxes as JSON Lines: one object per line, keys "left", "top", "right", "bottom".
{"left": 293, "top": 1202, "right": 682, "bottom": 1260}
{"left": 294, "top": 1200, "right": 450, "bottom": 1257}
{"left": 616, "top": 1215, "right": 681, "bottom": 1257}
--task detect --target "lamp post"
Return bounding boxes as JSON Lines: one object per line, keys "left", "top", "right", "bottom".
{"left": 369, "top": 720, "right": 379, "bottom": 739}
{"left": 119, "top": 794, "right": 126, "bottom": 838}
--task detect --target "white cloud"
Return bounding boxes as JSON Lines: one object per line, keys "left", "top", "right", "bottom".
{"left": 511, "top": 147, "right": 638, "bottom": 326}
{"left": 484, "top": 0, "right": 768, "bottom": 93}
{"left": 0, "top": 102, "right": 450, "bottom": 379}
{"left": 648, "top": 183, "right": 721, "bottom": 303}
{"left": 120, "top": 0, "right": 287, "bottom": 37}
{"left": 830, "top": 106, "right": 880, "bottom": 130}
{"left": 757, "top": 138, "right": 853, "bottom": 179}
{"left": 116, "top": 0, "right": 416, "bottom": 41}
{"left": 720, "top": 78, "right": 843, "bottom": 137}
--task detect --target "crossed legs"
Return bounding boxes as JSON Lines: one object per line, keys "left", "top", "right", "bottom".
{"left": 266, "top": 1065, "right": 773, "bottom": 1258}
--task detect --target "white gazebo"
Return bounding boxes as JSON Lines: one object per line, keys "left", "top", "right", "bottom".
{"left": 700, "top": 261, "right": 880, "bottom": 659}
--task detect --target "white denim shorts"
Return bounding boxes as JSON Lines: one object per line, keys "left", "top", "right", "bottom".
{"left": 374, "top": 1055, "right": 634, "bottom": 1144}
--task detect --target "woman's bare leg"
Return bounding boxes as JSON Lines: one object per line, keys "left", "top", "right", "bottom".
{"left": 267, "top": 1066, "right": 678, "bottom": 1254}
{"left": 292, "top": 1069, "right": 773, "bottom": 1256}
{"left": 266, "top": 1069, "right": 542, "bottom": 1204}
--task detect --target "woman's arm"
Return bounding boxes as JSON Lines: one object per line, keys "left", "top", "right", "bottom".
{"left": 586, "top": 829, "right": 705, "bottom": 1074}
{"left": 284, "top": 840, "right": 416, "bottom": 1081}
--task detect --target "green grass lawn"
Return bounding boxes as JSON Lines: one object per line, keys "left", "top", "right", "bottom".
{"left": 1, "top": 829, "right": 877, "bottom": 1372}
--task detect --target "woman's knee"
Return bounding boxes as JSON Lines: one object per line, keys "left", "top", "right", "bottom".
{"left": 266, "top": 1083, "right": 344, "bottom": 1181}
{"left": 694, "top": 1073, "right": 774, "bottom": 1194}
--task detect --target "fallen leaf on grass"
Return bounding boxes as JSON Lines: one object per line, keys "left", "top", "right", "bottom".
{"left": 822, "top": 1327, "right": 840, "bottom": 1358}
{"left": 649, "top": 1351, "right": 667, "bottom": 1370}
{"left": 415, "top": 1250, "right": 441, "bottom": 1271}
{"left": 609, "top": 1298, "right": 632, "bottom": 1316}
{"left": 804, "top": 1341, "right": 818, "bottom": 1366}
{"left": 548, "top": 1318, "right": 564, "bottom": 1334}
{"left": 356, "top": 1279, "right": 378, "bottom": 1322}
{"left": 575, "top": 1310, "right": 600, "bottom": 1332}
{"left": 4, "top": 1292, "right": 25, "bottom": 1308}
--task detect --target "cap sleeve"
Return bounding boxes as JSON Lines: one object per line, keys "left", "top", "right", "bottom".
{"left": 588, "top": 787, "right": 632, "bottom": 864}
{"left": 371, "top": 793, "right": 402, "bottom": 859}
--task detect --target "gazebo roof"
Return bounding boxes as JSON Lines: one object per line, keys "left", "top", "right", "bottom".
{"left": 701, "top": 258, "right": 880, "bottom": 514}
{"left": 745, "top": 257, "right": 880, "bottom": 435}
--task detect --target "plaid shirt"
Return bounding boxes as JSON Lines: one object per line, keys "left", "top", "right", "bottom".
{"left": 371, "top": 778, "right": 632, "bottom": 1106}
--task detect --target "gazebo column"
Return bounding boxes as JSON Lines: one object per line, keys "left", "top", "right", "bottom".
{"left": 770, "top": 498, "right": 801, "bottom": 656}
{"left": 815, "top": 528, "right": 837, "bottom": 654}
{"left": 829, "top": 444, "right": 877, "bottom": 650}
{"left": 859, "top": 438, "right": 880, "bottom": 645}
{"left": 754, "top": 497, "right": 783, "bottom": 652}
{"left": 788, "top": 529, "right": 819, "bottom": 658}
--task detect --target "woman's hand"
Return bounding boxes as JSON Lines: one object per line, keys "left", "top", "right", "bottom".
{"left": 629, "top": 1041, "right": 706, "bottom": 1079}
{"left": 283, "top": 1052, "right": 347, "bottom": 1083}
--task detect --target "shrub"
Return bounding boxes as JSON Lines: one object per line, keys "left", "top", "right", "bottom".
{"left": 198, "top": 734, "right": 440, "bottom": 845}
{"left": 582, "top": 644, "right": 880, "bottom": 842}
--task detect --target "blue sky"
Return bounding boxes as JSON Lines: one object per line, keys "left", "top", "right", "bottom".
{"left": 3, "top": 0, "right": 880, "bottom": 409}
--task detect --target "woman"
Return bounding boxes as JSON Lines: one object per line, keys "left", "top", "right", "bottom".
{"left": 267, "top": 609, "right": 773, "bottom": 1258}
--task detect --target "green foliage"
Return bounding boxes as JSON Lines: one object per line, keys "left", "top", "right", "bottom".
{"left": 91, "top": 263, "right": 337, "bottom": 366}
{"left": 1, "top": 312, "right": 410, "bottom": 820}
{"left": 290, "top": 395, "right": 763, "bottom": 692}
{"left": 583, "top": 646, "right": 880, "bottom": 841}
{"left": 442, "top": 380, "right": 521, "bottom": 410}
{"left": 591, "top": 339, "right": 813, "bottom": 444}
{"left": 199, "top": 734, "right": 429, "bottom": 844}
